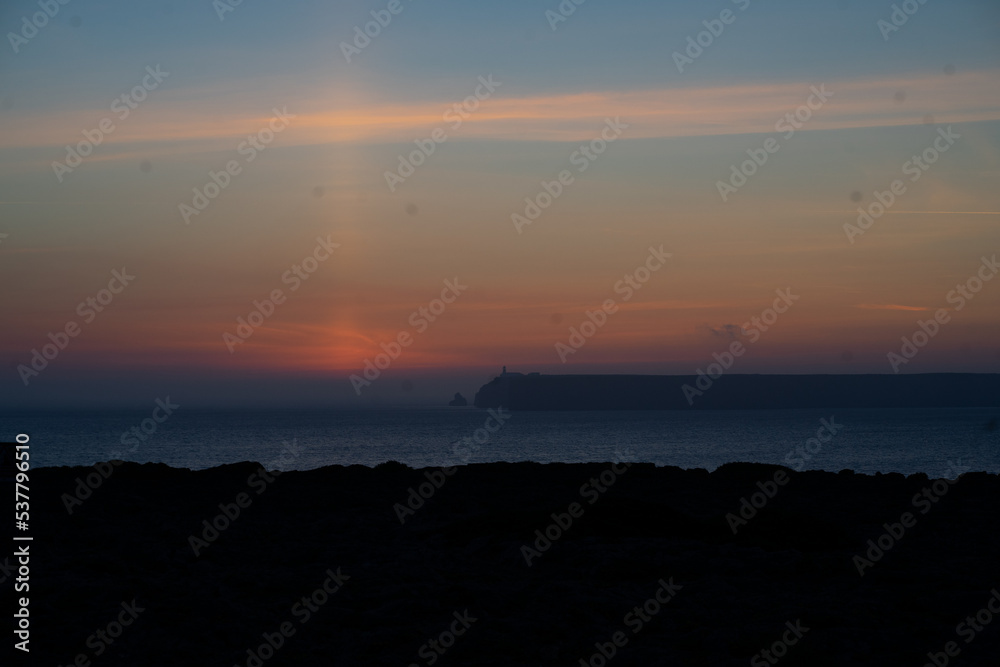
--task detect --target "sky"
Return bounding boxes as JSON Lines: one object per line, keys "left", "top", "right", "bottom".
{"left": 1, "top": 0, "right": 999, "bottom": 408}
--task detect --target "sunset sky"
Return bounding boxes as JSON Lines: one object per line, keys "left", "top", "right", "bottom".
{"left": 1, "top": 0, "right": 999, "bottom": 407}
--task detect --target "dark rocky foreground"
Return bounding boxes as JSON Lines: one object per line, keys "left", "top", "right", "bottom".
{"left": 12, "top": 461, "right": 1000, "bottom": 666}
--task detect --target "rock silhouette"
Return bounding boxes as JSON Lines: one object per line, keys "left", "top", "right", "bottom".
{"left": 20, "top": 461, "right": 1000, "bottom": 665}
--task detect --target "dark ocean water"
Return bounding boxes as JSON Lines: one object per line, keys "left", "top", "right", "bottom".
{"left": 3, "top": 407, "right": 999, "bottom": 475}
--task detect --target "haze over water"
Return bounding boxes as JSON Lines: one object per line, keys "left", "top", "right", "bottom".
{"left": 9, "top": 407, "right": 998, "bottom": 475}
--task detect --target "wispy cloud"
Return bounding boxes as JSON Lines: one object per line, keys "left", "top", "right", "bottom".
{"left": 856, "top": 303, "right": 931, "bottom": 312}
{"left": 882, "top": 211, "right": 1000, "bottom": 215}
{"left": 4, "top": 71, "right": 999, "bottom": 153}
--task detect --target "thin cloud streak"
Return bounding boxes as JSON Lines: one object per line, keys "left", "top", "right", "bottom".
{"left": 856, "top": 304, "right": 932, "bottom": 312}
{"left": 3, "top": 71, "right": 999, "bottom": 152}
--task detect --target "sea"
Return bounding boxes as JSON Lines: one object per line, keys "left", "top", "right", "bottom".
{"left": 3, "top": 407, "right": 999, "bottom": 476}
